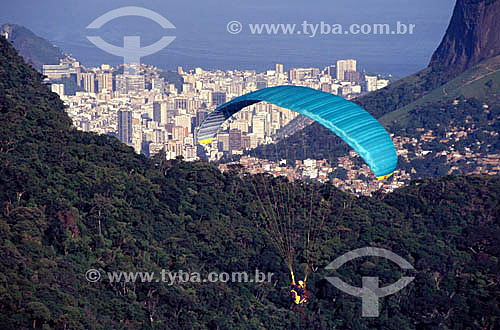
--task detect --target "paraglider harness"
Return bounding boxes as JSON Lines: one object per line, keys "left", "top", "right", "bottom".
{"left": 290, "top": 270, "right": 310, "bottom": 305}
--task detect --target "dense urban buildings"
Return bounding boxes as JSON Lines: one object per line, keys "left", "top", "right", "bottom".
{"left": 45, "top": 57, "right": 418, "bottom": 194}
{"left": 44, "top": 57, "right": 499, "bottom": 195}
{"left": 117, "top": 109, "right": 132, "bottom": 145}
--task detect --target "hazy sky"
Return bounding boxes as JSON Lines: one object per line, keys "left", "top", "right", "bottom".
{"left": 1, "top": 0, "right": 456, "bottom": 76}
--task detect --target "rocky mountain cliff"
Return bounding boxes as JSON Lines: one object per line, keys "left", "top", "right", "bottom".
{"left": 429, "top": 0, "right": 500, "bottom": 81}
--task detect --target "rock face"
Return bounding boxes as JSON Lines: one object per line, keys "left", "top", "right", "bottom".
{"left": 429, "top": 0, "right": 500, "bottom": 80}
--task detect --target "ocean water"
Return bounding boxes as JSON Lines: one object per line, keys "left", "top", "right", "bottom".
{"left": 2, "top": 0, "right": 455, "bottom": 77}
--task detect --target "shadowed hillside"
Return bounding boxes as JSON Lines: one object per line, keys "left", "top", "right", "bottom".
{"left": 1, "top": 24, "right": 65, "bottom": 71}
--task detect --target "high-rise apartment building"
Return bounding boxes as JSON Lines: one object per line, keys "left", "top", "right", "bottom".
{"left": 196, "top": 110, "right": 209, "bottom": 127}
{"left": 126, "top": 75, "right": 145, "bottom": 93}
{"left": 336, "top": 59, "right": 357, "bottom": 81}
{"left": 172, "top": 126, "right": 188, "bottom": 141}
{"left": 289, "top": 68, "right": 320, "bottom": 81}
{"left": 252, "top": 113, "right": 266, "bottom": 140}
{"left": 217, "top": 133, "right": 230, "bottom": 152}
{"left": 152, "top": 77, "right": 165, "bottom": 91}
{"left": 175, "top": 98, "right": 188, "bottom": 110}
{"left": 80, "top": 73, "right": 96, "bottom": 93}
{"left": 115, "top": 74, "right": 145, "bottom": 94}
{"left": 153, "top": 129, "right": 165, "bottom": 144}
{"left": 153, "top": 102, "right": 162, "bottom": 123}
{"left": 117, "top": 110, "right": 132, "bottom": 145}
{"left": 175, "top": 114, "right": 192, "bottom": 133}
{"left": 211, "top": 92, "right": 226, "bottom": 106}
{"left": 51, "top": 83, "right": 65, "bottom": 97}
{"left": 151, "top": 102, "right": 168, "bottom": 125}
{"left": 344, "top": 71, "right": 361, "bottom": 83}
{"left": 364, "top": 75, "right": 378, "bottom": 92}
{"left": 96, "top": 73, "right": 113, "bottom": 92}
{"left": 229, "top": 129, "right": 242, "bottom": 151}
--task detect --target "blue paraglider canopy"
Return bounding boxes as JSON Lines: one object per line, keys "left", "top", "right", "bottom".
{"left": 197, "top": 85, "right": 397, "bottom": 180}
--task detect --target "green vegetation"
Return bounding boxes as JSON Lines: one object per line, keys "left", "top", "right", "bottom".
{"left": 381, "top": 55, "right": 500, "bottom": 126}
{"left": 0, "top": 36, "right": 499, "bottom": 329}
{"left": 353, "top": 67, "right": 444, "bottom": 119}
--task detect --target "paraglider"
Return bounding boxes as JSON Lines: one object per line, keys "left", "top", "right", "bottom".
{"left": 197, "top": 85, "right": 397, "bottom": 305}
{"left": 291, "top": 279, "right": 309, "bottom": 305}
{"left": 197, "top": 85, "right": 397, "bottom": 180}
{"left": 250, "top": 177, "right": 335, "bottom": 306}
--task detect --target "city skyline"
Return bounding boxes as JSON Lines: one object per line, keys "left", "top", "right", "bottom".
{"left": 38, "top": 55, "right": 434, "bottom": 196}
{"left": 44, "top": 54, "right": 391, "bottom": 157}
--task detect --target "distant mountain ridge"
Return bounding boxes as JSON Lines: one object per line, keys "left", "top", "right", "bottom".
{"left": 1, "top": 23, "right": 65, "bottom": 71}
